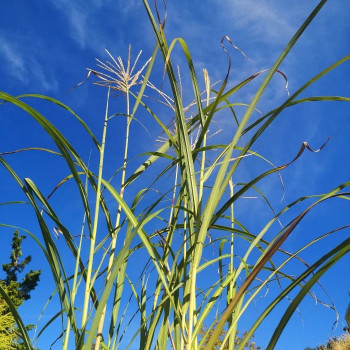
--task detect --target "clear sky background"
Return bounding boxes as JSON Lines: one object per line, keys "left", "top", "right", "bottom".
{"left": 0, "top": 1, "right": 349, "bottom": 349}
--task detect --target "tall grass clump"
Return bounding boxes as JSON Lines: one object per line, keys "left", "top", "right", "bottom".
{"left": 310, "top": 333, "right": 350, "bottom": 350}
{"left": 0, "top": 0, "right": 349, "bottom": 349}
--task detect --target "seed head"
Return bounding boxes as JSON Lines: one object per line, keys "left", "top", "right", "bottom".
{"left": 87, "top": 45, "right": 151, "bottom": 93}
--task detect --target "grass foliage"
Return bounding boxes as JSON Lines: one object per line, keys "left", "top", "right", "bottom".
{"left": 0, "top": 303, "right": 16, "bottom": 350}
{"left": 324, "top": 334, "right": 350, "bottom": 350}
{"left": 308, "top": 333, "right": 350, "bottom": 350}
{"left": 0, "top": 0, "right": 350, "bottom": 349}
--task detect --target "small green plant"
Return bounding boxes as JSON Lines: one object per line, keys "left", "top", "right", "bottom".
{"left": 0, "top": 0, "right": 349, "bottom": 349}
{"left": 1, "top": 231, "right": 41, "bottom": 308}
{"left": 0, "top": 231, "right": 41, "bottom": 349}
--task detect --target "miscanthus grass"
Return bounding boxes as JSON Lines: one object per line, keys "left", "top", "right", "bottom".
{"left": 314, "top": 333, "right": 350, "bottom": 350}
{"left": 0, "top": 0, "right": 350, "bottom": 349}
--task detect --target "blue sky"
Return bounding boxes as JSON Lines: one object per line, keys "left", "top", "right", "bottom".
{"left": 0, "top": 1, "right": 349, "bottom": 349}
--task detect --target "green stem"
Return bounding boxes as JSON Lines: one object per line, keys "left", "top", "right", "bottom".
{"left": 81, "top": 89, "right": 110, "bottom": 332}
{"left": 199, "top": 68, "right": 210, "bottom": 206}
{"left": 63, "top": 217, "right": 84, "bottom": 350}
{"left": 227, "top": 178, "right": 236, "bottom": 350}
{"left": 96, "top": 88, "right": 131, "bottom": 349}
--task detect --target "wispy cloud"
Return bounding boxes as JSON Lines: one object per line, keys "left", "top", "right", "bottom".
{"left": 31, "top": 60, "right": 59, "bottom": 92}
{"left": 225, "top": 2, "right": 292, "bottom": 42}
{"left": 163, "top": 1, "right": 307, "bottom": 88}
{"left": 0, "top": 35, "right": 58, "bottom": 92}
{"left": 49, "top": 1, "right": 91, "bottom": 49}
{"left": 0, "top": 36, "right": 26, "bottom": 82}
{"left": 47, "top": 0, "right": 125, "bottom": 53}
{"left": 119, "top": 0, "right": 140, "bottom": 15}
{"left": 222, "top": 1, "right": 317, "bottom": 44}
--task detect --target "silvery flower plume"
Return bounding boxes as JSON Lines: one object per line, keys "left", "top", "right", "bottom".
{"left": 87, "top": 45, "right": 151, "bottom": 93}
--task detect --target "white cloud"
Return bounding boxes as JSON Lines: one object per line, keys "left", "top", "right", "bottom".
{"left": 0, "top": 35, "right": 58, "bottom": 92}
{"left": 0, "top": 36, "right": 27, "bottom": 82}
{"left": 119, "top": 0, "right": 139, "bottom": 15}
{"left": 230, "top": 3, "right": 292, "bottom": 41}
{"left": 31, "top": 60, "right": 59, "bottom": 92}
{"left": 47, "top": 0, "right": 123, "bottom": 53}
{"left": 48, "top": 0, "right": 91, "bottom": 49}
{"left": 223, "top": 1, "right": 316, "bottom": 43}
{"left": 67, "top": 5, "right": 89, "bottom": 47}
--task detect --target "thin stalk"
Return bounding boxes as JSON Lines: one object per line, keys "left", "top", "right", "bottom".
{"left": 199, "top": 69, "right": 209, "bottom": 204}
{"left": 169, "top": 163, "right": 179, "bottom": 230}
{"left": 63, "top": 216, "right": 85, "bottom": 350}
{"left": 64, "top": 158, "right": 91, "bottom": 349}
{"left": 227, "top": 178, "right": 236, "bottom": 350}
{"left": 143, "top": 166, "right": 181, "bottom": 350}
{"left": 220, "top": 297, "right": 244, "bottom": 350}
{"left": 183, "top": 186, "right": 196, "bottom": 350}
{"left": 169, "top": 164, "right": 180, "bottom": 347}
{"left": 168, "top": 319, "right": 176, "bottom": 350}
{"left": 189, "top": 69, "right": 210, "bottom": 350}
{"left": 81, "top": 89, "right": 110, "bottom": 332}
{"left": 96, "top": 87, "right": 131, "bottom": 349}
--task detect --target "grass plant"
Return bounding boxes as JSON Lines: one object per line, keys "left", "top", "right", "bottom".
{"left": 0, "top": 302, "right": 16, "bottom": 350}
{"left": 0, "top": 0, "right": 350, "bottom": 349}
{"left": 312, "top": 333, "right": 350, "bottom": 350}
